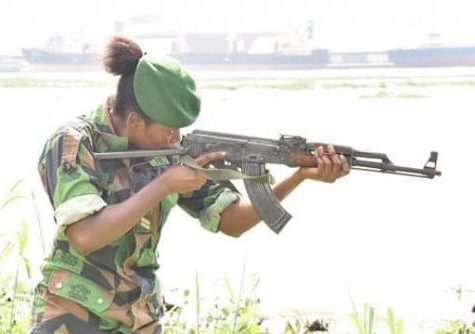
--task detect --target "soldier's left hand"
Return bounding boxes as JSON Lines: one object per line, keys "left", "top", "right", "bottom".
{"left": 298, "top": 144, "right": 350, "bottom": 183}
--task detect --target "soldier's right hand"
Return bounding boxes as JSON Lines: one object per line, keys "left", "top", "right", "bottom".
{"left": 159, "top": 151, "right": 227, "bottom": 195}
{"left": 160, "top": 165, "right": 207, "bottom": 194}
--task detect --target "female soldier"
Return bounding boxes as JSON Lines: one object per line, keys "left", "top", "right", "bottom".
{"left": 30, "top": 36, "right": 349, "bottom": 334}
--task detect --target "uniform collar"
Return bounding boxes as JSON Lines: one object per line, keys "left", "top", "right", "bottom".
{"left": 87, "top": 97, "right": 129, "bottom": 153}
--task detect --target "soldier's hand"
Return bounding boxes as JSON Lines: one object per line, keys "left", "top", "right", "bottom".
{"left": 161, "top": 165, "right": 207, "bottom": 194}
{"left": 298, "top": 144, "right": 350, "bottom": 183}
{"left": 195, "top": 151, "right": 227, "bottom": 168}
{"left": 160, "top": 151, "right": 227, "bottom": 195}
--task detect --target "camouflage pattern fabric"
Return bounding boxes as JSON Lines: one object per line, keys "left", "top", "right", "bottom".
{"left": 30, "top": 97, "right": 240, "bottom": 333}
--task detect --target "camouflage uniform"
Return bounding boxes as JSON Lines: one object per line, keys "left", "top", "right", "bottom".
{"left": 30, "top": 98, "right": 240, "bottom": 334}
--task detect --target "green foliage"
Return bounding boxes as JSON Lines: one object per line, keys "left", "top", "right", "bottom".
{"left": 0, "top": 282, "right": 32, "bottom": 334}
{"left": 350, "top": 303, "right": 375, "bottom": 334}
{"left": 436, "top": 320, "right": 475, "bottom": 334}
{"left": 0, "top": 242, "right": 14, "bottom": 264}
{"left": 282, "top": 317, "right": 313, "bottom": 334}
{"left": 1, "top": 179, "right": 29, "bottom": 219}
{"left": 347, "top": 286, "right": 407, "bottom": 334}
{"left": 0, "top": 179, "right": 33, "bottom": 277}
{"left": 386, "top": 307, "right": 404, "bottom": 334}
{"left": 0, "top": 179, "right": 34, "bottom": 333}
{"left": 348, "top": 303, "right": 407, "bottom": 334}
{"left": 163, "top": 269, "right": 269, "bottom": 334}
{"left": 0, "top": 179, "right": 28, "bottom": 210}
{"left": 195, "top": 271, "right": 201, "bottom": 334}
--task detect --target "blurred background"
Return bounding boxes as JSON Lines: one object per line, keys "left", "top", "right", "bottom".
{"left": 0, "top": 0, "right": 474, "bottom": 333}
{"left": 1, "top": 0, "right": 475, "bottom": 70}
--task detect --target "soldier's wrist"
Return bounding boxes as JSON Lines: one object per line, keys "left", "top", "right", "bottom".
{"left": 153, "top": 173, "right": 175, "bottom": 196}
{"left": 294, "top": 168, "right": 307, "bottom": 182}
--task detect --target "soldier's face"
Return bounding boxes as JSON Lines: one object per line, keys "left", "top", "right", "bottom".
{"left": 125, "top": 112, "right": 181, "bottom": 150}
{"left": 134, "top": 122, "right": 182, "bottom": 150}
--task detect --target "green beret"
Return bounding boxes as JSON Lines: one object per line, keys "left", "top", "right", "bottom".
{"left": 133, "top": 56, "right": 201, "bottom": 128}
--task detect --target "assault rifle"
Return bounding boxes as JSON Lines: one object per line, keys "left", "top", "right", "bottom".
{"left": 93, "top": 130, "right": 441, "bottom": 234}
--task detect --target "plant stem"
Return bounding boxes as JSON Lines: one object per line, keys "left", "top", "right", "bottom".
{"left": 231, "top": 264, "right": 246, "bottom": 334}
{"left": 9, "top": 262, "right": 20, "bottom": 329}
{"left": 30, "top": 189, "right": 46, "bottom": 256}
{"left": 195, "top": 271, "right": 200, "bottom": 334}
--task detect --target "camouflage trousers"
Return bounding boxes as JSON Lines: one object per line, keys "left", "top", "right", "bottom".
{"left": 30, "top": 286, "right": 162, "bottom": 334}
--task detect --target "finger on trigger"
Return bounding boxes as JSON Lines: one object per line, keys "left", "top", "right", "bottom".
{"left": 196, "top": 151, "right": 227, "bottom": 167}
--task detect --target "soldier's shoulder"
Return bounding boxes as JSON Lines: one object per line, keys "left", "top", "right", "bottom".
{"left": 49, "top": 116, "right": 94, "bottom": 145}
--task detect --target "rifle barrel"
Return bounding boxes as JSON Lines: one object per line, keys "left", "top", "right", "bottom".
{"left": 351, "top": 159, "right": 441, "bottom": 178}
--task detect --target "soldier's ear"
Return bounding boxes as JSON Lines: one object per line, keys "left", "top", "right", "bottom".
{"left": 127, "top": 112, "right": 146, "bottom": 132}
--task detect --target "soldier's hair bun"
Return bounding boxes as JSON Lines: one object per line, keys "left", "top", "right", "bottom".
{"left": 102, "top": 36, "right": 143, "bottom": 76}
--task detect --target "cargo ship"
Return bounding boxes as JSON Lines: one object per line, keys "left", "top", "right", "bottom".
{"left": 21, "top": 46, "right": 329, "bottom": 70}
{"left": 22, "top": 34, "right": 99, "bottom": 65}
{"left": 21, "top": 18, "right": 330, "bottom": 69}
{"left": 388, "top": 45, "right": 475, "bottom": 67}
{"left": 136, "top": 31, "right": 329, "bottom": 69}
{"left": 168, "top": 50, "right": 329, "bottom": 69}
{"left": 22, "top": 48, "right": 98, "bottom": 65}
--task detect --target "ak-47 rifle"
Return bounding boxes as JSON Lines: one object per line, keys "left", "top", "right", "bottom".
{"left": 93, "top": 130, "right": 441, "bottom": 234}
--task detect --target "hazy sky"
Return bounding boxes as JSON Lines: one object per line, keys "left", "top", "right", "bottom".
{"left": 1, "top": 0, "right": 474, "bottom": 53}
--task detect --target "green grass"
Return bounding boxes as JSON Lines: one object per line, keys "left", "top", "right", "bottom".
{"left": 0, "top": 77, "right": 111, "bottom": 88}
{"left": 2, "top": 74, "right": 475, "bottom": 90}
{"left": 0, "top": 179, "right": 33, "bottom": 334}
{"left": 199, "top": 78, "right": 315, "bottom": 90}
{"left": 197, "top": 76, "right": 475, "bottom": 91}
{"left": 436, "top": 320, "right": 475, "bottom": 334}
{"left": 360, "top": 91, "right": 428, "bottom": 99}
{"left": 163, "top": 269, "right": 269, "bottom": 334}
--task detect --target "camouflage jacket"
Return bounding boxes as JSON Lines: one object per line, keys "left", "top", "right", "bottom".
{"left": 35, "top": 98, "right": 239, "bottom": 333}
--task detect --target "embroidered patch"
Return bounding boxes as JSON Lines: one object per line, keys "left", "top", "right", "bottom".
{"left": 67, "top": 284, "right": 91, "bottom": 303}
{"left": 52, "top": 250, "right": 82, "bottom": 273}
